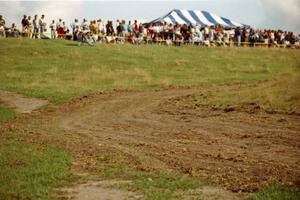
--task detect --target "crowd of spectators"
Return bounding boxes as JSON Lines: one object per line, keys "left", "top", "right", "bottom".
{"left": 0, "top": 14, "right": 299, "bottom": 48}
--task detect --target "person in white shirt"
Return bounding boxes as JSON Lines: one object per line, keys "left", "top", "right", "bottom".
{"left": 115, "top": 19, "right": 120, "bottom": 33}
{"left": 56, "top": 19, "right": 62, "bottom": 30}
{"left": 270, "top": 31, "right": 275, "bottom": 44}
{"left": 71, "top": 19, "right": 80, "bottom": 40}
{"left": 27, "top": 16, "right": 32, "bottom": 38}
{"left": 0, "top": 15, "right": 5, "bottom": 37}
{"left": 81, "top": 19, "right": 89, "bottom": 30}
{"left": 32, "top": 15, "right": 39, "bottom": 39}
{"left": 223, "top": 30, "right": 230, "bottom": 46}
{"left": 216, "top": 31, "right": 224, "bottom": 46}
{"left": 49, "top": 20, "right": 56, "bottom": 39}
{"left": 62, "top": 21, "right": 68, "bottom": 33}
{"left": 39, "top": 14, "right": 46, "bottom": 35}
{"left": 193, "top": 24, "right": 203, "bottom": 45}
{"left": 204, "top": 25, "right": 209, "bottom": 40}
{"left": 98, "top": 19, "right": 106, "bottom": 35}
{"left": 209, "top": 26, "right": 216, "bottom": 44}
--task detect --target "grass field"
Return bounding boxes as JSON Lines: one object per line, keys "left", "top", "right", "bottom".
{"left": 249, "top": 186, "right": 300, "bottom": 200}
{"left": 0, "top": 132, "right": 72, "bottom": 200}
{"left": 0, "top": 38, "right": 299, "bottom": 199}
{"left": 0, "top": 38, "right": 299, "bottom": 103}
{"left": 100, "top": 164, "right": 203, "bottom": 200}
{"left": 196, "top": 73, "right": 300, "bottom": 113}
{"left": 0, "top": 105, "right": 17, "bottom": 121}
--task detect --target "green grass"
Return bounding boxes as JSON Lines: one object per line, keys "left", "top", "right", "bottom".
{"left": 196, "top": 71, "right": 300, "bottom": 113}
{"left": 0, "top": 38, "right": 299, "bottom": 103}
{"left": 100, "top": 164, "right": 202, "bottom": 200}
{"left": 249, "top": 186, "right": 300, "bottom": 200}
{"left": 0, "top": 133, "right": 72, "bottom": 200}
{"left": 0, "top": 105, "right": 17, "bottom": 121}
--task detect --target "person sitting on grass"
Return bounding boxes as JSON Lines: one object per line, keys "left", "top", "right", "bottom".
{"left": 10, "top": 23, "right": 20, "bottom": 37}
{"left": 77, "top": 26, "right": 95, "bottom": 47}
{"left": 8, "top": 23, "right": 19, "bottom": 37}
{"left": 65, "top": 29, "right": 72, "bottom": 40}
{"left": 165, "top": 36, "right": 173, "bottom": 46}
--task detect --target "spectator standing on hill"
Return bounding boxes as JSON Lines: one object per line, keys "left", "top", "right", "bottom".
{"left": 106, "top": 21, "right": 114, "bottom": 36}
{"left": 121, "top": 20, "right": 127, "bottom": 38}
{"left": 162, "top": 22, "right": 169, "bottom": 40}
{"left": 32, "top": 15, "right": 39, "bottom": 39}
{"left": 127, "top": 21, "right": 132, "bottom": 35}
{"left": 71, "top": 19, "right": 80, "bottom": 40}
{"left": 115, "top": 19, "right": 120, "bottom": 33}
{"left": 116, "top": 21, "right": 123, "bottom": 36}
{"left": 90, "top": 20, "right": 98, "bottom": 34}
{"left": 39, "top": 14, "right": 46, "bottom": 36}
{"left": 82, "top": 19, "right": 89, "bottom": 30}
{"left": 0, "top": 15, "right": 5, "bottom": 37}
{"left": 133, "top": 20, "right": 139, "bottom": 37}
{"left": 56, "top": 19, "right": 64, "bottom": 38}
{"left": 49, "top": 20, "right": 56, "bottom": 39}
{"left": 209, "top": 26, "right": 216, "bottom": 45}
{"left": 235, "top": 27, "right": 241, "bottom": 47}
{"left": 26, "top": 16, "right": 32, "bottom": 38}
{"left": 21, "top": 15, "right": 26, "bottom": 29}
{"left": 21, "top": 15, "right": 29, "bottom": 36}
{"left": 98, "top": 19, "right": 106, "bottom": 35}
{"left": 138, "top": 23, "right": 144, "bottom": 36}
{"left": 204, "top": 25, "right": 209, "bottom": 40}
{"left": 62, "top": 21, "right": 68, "bottom": 37}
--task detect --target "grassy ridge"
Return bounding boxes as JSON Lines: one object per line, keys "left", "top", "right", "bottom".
{"left": 0, "top": 38, "right": 299, "bottom": 103}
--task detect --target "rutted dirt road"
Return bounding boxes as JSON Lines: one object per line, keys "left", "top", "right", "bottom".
{"left": 39, "top": 84, "right": 300, "bottom": 193}
{"left": 2, "top": 84, "right": 300, "bottom": 195}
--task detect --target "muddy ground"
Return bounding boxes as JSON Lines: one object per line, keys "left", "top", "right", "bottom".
{"left": 1, "top": 83, "right": 300, "bottom": 197}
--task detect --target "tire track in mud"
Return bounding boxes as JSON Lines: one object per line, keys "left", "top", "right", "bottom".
{"left": 43, "top": 85, "right": 300, "bottom": 192}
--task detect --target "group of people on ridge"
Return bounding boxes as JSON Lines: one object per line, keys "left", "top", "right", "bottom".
{"left": 0, "top": 14, "right": 299, "bottom": 48}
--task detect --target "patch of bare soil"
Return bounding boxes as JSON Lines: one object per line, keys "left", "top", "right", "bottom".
{"left": 0, "top": 90, "right": 48, "bottom": 113}
{"left": 59, "top": 180, "right": 242, "bottom": 200}
{"left": 59, "top": 180, "right": 142, "bottom": 200}
{"left": 1, "top": 83, "right": 299, "bottom": 197}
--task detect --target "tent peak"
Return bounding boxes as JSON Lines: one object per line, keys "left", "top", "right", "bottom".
{"left": 148, "top": 9, "right": 250, "bottom": 28}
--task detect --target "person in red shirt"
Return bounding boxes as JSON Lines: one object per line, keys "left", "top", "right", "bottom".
{"left": 133, "top": 20, "right": 139, "bottom": 37}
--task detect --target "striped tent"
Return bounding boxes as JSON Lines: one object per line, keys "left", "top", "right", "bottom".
{"left": 150, "top": 9, "right": 249, "bottom": 28}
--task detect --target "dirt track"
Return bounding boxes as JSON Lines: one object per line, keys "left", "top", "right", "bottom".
{"left": 34, "top": 84, "right": 299, "bottom": 192}
{"left": 2, "top": 84, "right": 300, "bottom": 193}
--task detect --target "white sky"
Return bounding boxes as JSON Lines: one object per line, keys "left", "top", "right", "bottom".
{"left": 0, "top": 0, "right": 299, "bottom": 33}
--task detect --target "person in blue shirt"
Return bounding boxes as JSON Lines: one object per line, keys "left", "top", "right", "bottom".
{"left": 127, "top": 21, "right": 132, "bottom": 34}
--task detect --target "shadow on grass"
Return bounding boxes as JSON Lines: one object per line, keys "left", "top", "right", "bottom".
{"left": 65, "top": 43, "right": 78, "bottom": 46}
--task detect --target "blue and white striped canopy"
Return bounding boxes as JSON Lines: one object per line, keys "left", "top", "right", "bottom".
{"left": 150, "top": 9, "right": 249, "bottom": 28}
